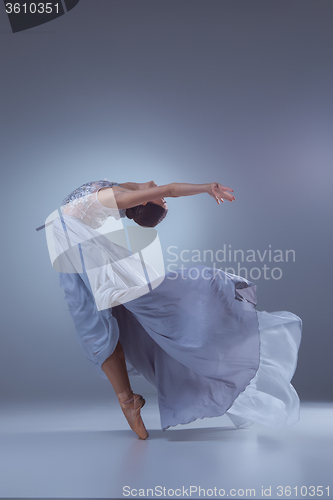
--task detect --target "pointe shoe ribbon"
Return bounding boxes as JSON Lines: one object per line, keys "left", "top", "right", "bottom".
{"left": 117, "top": 388, "right": 149, "bottom": 440}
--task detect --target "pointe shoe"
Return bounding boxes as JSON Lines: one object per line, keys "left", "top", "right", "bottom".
{"left": 117, "top": 388, "right": 149, "bottom": 440}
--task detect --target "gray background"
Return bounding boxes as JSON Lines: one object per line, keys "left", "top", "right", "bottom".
{"left": 0, "top": 0, "right": 332, "bottom": 405}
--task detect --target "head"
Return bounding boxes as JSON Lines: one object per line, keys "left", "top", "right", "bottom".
{"left": 125, "top": 200, "right": 168, "bottom": 227}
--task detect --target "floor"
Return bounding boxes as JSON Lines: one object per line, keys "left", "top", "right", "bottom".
{"left": 0, "top": 396, "right": 332, "bottom": 499}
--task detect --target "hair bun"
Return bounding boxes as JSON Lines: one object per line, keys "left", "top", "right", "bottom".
{"left": 125, "top": 207, "right": 135, "bottom": 220}
{"left": 125, "top": 203, "right": 167, "bottom": 227}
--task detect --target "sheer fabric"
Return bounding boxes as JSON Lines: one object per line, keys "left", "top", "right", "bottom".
{"left": 226, "top": 310, "right": 302, "bottom": 428}
{"left": 53, "top": 179, "right": 302, "bottom": 431}
{"left": 60, "top": 178, "right": 126, "bottom": 229}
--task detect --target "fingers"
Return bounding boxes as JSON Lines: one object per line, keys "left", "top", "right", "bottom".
{"left": 220, "top": 189, "right": 235, "bottom": 201}
{"left": 215, "top": 191, "right": 233, "bottom": 202}
{"left": 217, "top": 184, "right": 233, "bottom": 192}
{"left": 212, "top": 183, "right": 235, "bottom": 203}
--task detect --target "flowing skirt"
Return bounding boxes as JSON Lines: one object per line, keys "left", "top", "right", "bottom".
{"left": 55, "top": 215, "right": 302, "bottom": 431}
{"left": 59, "top": 265, "right": 302, "bottom": 431}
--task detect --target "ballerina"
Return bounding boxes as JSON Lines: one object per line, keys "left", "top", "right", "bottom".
{"left": 39, "top": 179, "right": 302, "bottom": 440}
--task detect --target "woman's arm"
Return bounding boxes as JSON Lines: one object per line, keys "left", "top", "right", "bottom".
{"left": 118, "top": 182, "right": 140, "bottom": 190}
{"left": 118, "top": 181, "right": 159, "bottom": 191}
{"left": 170, "top": 182, "right": 235, "bottom": 204}
{"left": 98, "top": 182, "right": 235, "bottom": 210}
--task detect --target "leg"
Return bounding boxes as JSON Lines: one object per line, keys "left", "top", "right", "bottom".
{"left": 101, "top": 340, "right": 132, "bottom": 396}
{"left": 101, "top": 340, "right": 149, "bottom": 440}
{"left": 59, "top": 271, "right": 148, "bottom": 439}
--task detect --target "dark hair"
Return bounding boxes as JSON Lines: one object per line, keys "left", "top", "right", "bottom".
{"left": 125, "top": 202, "right": 168, "bottom": 227}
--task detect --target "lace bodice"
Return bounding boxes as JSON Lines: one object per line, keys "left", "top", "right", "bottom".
{"left": 60, "top": 178, "right": 126, "bottom": 229}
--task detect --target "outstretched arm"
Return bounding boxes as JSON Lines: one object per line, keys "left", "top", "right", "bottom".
{"left": 99, "top": 182, "right": 235, "bottom": 210}
{"left": 118, "top": 182, "right": 140, "bottom": 190}
{"left": 118, "top": 181, "right": 161, "bottom": 191}
{"left": 169, "top": 183, "right": 235, "bottom": 205}
{"left": 118, "top": 182, "right": 154, "bottom": 190}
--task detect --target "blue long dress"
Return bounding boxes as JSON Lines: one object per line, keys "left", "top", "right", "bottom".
{"left": 46, "top": 179, "right": 302, "bottom": 431}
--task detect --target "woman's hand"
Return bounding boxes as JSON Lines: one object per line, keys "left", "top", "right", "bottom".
{"left": 209, "top": 183, "right": 235, "bottom": 204}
